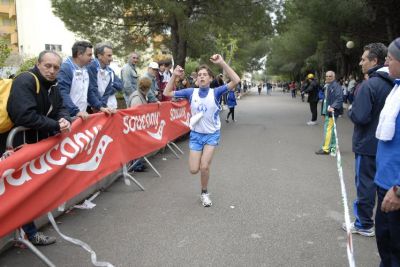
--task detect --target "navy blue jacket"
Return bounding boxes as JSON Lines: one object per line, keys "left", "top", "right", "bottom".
{"left": 87, "top": 59, "right": 123, "bottom": 109}
{"left": 326, "top": 80, "right": 343, "bottom": 117}
{"left": 226, "top": 90, "right": 237, "bottom": 108}
{"left": 348, "top": 66, "right": 393, "bottom": 156}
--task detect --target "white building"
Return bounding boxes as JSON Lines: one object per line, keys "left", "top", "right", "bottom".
{"left": 15, "top": 0, "right": 79, "bottom": 58}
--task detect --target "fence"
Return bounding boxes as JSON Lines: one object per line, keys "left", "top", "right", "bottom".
{"left": 0, "top": 100, "right": 190, "bottom": 266}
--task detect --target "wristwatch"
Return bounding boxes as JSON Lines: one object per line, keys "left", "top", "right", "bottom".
{"left": 393, "top": 185, "right": 400, "bottom": 198}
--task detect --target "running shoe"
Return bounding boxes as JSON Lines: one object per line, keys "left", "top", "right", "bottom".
{"left": 200, "top": 193, "right": 212, "bottom": 207}
{"left": 341, "top": 222, "right": 375, "bottom": 237}
{"left": 29, "top": 232, "right": 56, "bottom": 246}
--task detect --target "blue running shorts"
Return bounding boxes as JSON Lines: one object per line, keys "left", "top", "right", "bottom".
{"left": 189, "top": 130, "right": 220, "bottom": 151}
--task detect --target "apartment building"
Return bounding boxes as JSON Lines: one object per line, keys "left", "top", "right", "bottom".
{"left": 0, "top": 0, "right": 17, "bottom": 52}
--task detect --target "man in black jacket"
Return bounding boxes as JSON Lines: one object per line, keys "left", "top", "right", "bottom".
{"left": 303, "top": 73, "right": 319, "bottom": 125}
{"left": 2, "top": 50, "right": 71, "bottom": 245}
{"left": 344, "top": 43, "right": 393, "bottom": 237}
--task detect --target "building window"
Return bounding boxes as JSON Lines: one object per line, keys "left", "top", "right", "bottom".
{"left": 45, "top": 44, "right": 62, "bottom": 52}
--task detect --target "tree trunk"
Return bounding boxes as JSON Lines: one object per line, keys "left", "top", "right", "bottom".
{"left": 170, "top": 16, "right": 187, "bottom": 68}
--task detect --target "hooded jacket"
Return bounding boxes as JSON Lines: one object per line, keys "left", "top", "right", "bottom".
{"left": 348, "top": 65, "right": 394, "bottom": 156}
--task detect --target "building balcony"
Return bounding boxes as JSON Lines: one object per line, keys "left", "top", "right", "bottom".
{"left": 0, "top": 25, "right": 16, "bottom": 35}
{"left": 0, "top": 4, "right": 10, "bottom": 14}
{"left": 8, "top": 4, "right": 15, "bottom": 19}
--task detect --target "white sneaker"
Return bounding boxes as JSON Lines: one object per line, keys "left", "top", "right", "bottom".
{"left": 341, "top": 222, "right": 375, "bottom": 237}
{"left": 330, "top": 151, "right": 337, "bottom": 157}
{"left": 306, "top": 121, "right": 317, "bottom": 126}
{"left": 200, "top": 193, "right": 212, "bottom": 207}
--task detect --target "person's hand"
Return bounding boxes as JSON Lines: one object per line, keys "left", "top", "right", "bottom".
{"left": 209, "top": 54, "right": 224, "bottom": 65}
{"left": 59, "top": 118, "right": 71, "bottom": 133}
{"left": 100, "top": 107, "right": 116, "bottom": 115}
{"left": 381, "top": 187, "right": 400, "bottom": 213}
{"left": 328, "top": 106, "right": 335, "bottom": 113}
{"left": 77, "top": 111, "right": 89, "bottom": 120}
{"left": 173, "top": 65, "right": 184, "bottom": 76}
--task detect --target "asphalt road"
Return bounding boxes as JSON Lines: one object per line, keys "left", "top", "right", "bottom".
{"left": 0, "top": 89, "right": 380, "bottom": 267}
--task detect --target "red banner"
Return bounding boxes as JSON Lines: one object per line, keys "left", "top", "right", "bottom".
{"left": 0, "top": 101, "right": 190, "bottom": 238}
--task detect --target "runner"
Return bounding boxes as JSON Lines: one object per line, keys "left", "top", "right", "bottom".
{"left": 163, "top": 54, "right": 240, "bottom": 207}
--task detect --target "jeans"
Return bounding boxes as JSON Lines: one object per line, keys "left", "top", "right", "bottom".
{"left": 22, "top": 222, "right": 37, "bottom": 239}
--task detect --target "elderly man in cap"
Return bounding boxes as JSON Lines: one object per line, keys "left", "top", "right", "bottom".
{"left": 142, "top": 61, "right": 160, "bottom": 103}
{"left": 374, "top": 37, "right": 400, "bottom": 267}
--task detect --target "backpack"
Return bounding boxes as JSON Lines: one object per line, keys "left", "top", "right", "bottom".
{"left": 0, "top": 72, "right": 40, "bottom": 133}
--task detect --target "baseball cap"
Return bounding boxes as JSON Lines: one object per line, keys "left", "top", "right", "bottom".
{"left": 148, "top": 62, "right": 159, "bottom": 69}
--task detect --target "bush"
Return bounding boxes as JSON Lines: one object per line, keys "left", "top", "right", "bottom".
{"left": 17, "top": 57, "right": 37, "bottom": 74}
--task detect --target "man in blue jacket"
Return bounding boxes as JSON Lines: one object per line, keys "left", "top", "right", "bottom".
{"left": 315, "top": 71, "right": 343, "bottom": 155}
{"left": 87, "top": 43, "right": 123, "bottom": 112}
{"left": 374, "top": 37, "right": 400, "bottom": 267}
{"left": 345, "top": 43, "right": 393, "bottom": 237}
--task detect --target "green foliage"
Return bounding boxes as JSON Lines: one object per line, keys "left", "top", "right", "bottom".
{"left": 267, "top": 0, "right": 400, "bottom": 80}
{"left": 0, "top": 38, "right": 11, "bottom": 68}
{"left": 183, "top": 59, "right": 199, "bottom": 77}
{"left": 17, "top": 57, "right": 37, "bottom": 74}
{"left": 51, "top": 0, "right": 274, "bottom": 74}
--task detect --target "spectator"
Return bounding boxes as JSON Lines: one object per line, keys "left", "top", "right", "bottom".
{"left": 345, "top": 43, "right": 393, "bottom": 237}
{"left": 374, "top": 38, "right": 400, "bottom": 266}
{"left": 188, "top": 72, "right": 197, "bottom": 87}
{"left": 156, "top": 61, "right": 166, "bottom": 100}
{"left": 129, "top": 77, "right": 151, "bottom": 107}
{"left": 163, "top": 54, "right": 240, "bottom": 207}
{"left": 303, "top": 73, "right": 319, "bottom": 125}
{"left": 289, "top": 81, "right": 296, "bottom": 98}
{"left": 87, "top": 43, "right": 122, "bottom": 112}
{"left": 225, "top": 90, "right": 237, "bottom": 122}
{"left": 121, "top": 52, "right": 139, "bottom": 105}
{"left": 163, "top": 61, "right": 172, "bottom": 85}
{"left": 58, "top": 41, "right": 98, "bottom": 119}
{"left": 3, "top": 50, "right": 71, "bottom": 245}
{"left": 142, "top": 62, "right": 160, "bottom": 103}
{"left": 347, "top": 75, "right": 356, "bottom": 104}
{"left": 315, "top": 71, "right": 343, "bottom": 156}
{"left": 126, "top": 76, "right": 153, "bottom": 172}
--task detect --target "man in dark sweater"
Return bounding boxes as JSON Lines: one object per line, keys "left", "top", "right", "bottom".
{"left": 2, "top": 50, "right": 71, "bottom": 245}
{"left": 303, "top": 73, "right": 319, "bottom": 125}
{"left": 344, "top": 43, "right": 393, "bottom": 237}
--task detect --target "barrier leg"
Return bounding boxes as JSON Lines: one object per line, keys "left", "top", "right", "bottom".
{"left": 143, "top": 157, "right": 162, "bottom": 178}
{"left": 166, "top": 143, "right": 180, "bottom": 159}
{"left": 7, "top": 230, "right": 56, "bottom": 267}
{"left": 120, "top": 164, "right": 145, "bottom": 191}
{"left": 169, "top": 142, "right": 184, "bottom": 155}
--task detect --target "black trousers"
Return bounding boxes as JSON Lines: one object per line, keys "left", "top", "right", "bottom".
{"left": 309, "top": 101, "right": 318, "bottom": 122}
{"left": 227, "top": 107, "right": 235, "bottom": 121}
{"left": 376, "top": 187, "right": 400, "bottom": 267}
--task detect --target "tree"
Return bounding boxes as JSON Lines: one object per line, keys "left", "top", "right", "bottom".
{"left": 0, "top": 38, "right": 11, "bottom": 68}
{"left": 52, "top": 0, "right": 274, "bottom": 69}
{"left": 267, "top": 0, "right": 400, "bottom": 79}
